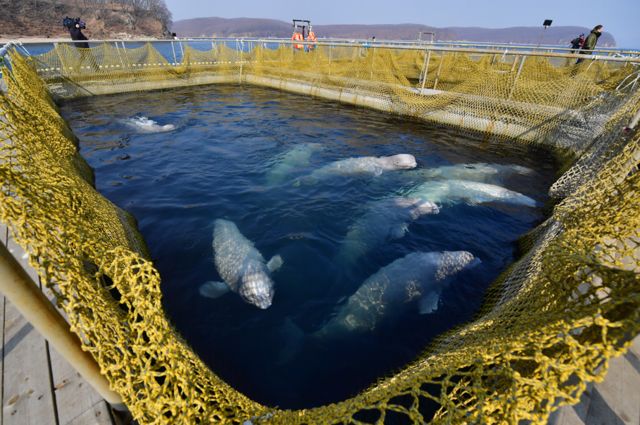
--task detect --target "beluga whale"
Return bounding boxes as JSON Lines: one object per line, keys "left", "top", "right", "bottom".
{"left": 297, "top": 154, "right": 417, "bottom": 184}
{"left": 199, "top": 219, "right": 283, "bottom": 309}
{"left": 406, "top": 162, "right": 534, "bottom": 184}
{"left": 335, "top": 197, "right": 440, "bottom": 266}
{"left": 124, "top": 116, "right": 175, "bottom": 133}
{"left": 266, "top": 143, "right": 323, "bottom": 185}
{"left": 405, "top": 179, "right": 538, "bottom": 207}
{"left": 315, "top": 251, "right": 479, "bottom": 340}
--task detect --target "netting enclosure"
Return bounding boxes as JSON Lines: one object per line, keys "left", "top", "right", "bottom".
{"left": 1, "top": 39, "right": 639, "bottom": 424}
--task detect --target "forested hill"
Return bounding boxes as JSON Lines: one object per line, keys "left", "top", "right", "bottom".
{"left": 0, "top": 0, "right": 172, "bottom": 39}
{"left": 172, "top": 17, "right": 616, "bottom": 47}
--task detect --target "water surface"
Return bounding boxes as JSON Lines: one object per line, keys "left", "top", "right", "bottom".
{"left": 60, "top": 84, "right": 557, "bottom": 408}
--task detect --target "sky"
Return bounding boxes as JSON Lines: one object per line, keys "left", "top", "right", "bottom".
{"left": 164, "top": 0, "right": 640, "bottom": 48}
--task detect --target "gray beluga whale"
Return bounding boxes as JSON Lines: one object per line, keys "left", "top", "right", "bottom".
{"left": 199, "top": 219, "right": 283, "bottom": 309}
{"left": 266, "top": 143, "right": 323, "bottom": 184}
{"left": 335, "top": 197, "right": 440, "bottom": 266}
{"left": 315, "top": 251, "right": 479, "bottom": 340}
{"left": 406, "top": 162, "right": 534, "bottom": 184}
{"left": 405, "top": 179, "right": 538, "bottom": 207}
{"left": 297, "top": 154, "right": 417, "bottom": 184}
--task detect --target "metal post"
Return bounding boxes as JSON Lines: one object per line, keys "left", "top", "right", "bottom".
{"left": 369, "top": 47, "right": 375, "bottom": 80}
{"left": 119, "top": 41, "right": 131, "bottom": 69}
{"left": 433, "top": 52, "right": 444, "bottom": 90}
{"left": 0, "top": 243, "right": 123, "bottom": 407}
{"left": 170, "top": 41, "right": 177, "bottom": 65}
{"left": 239, "top": 39, "right": 244, "bottom": 82}
{"left": 420, "top": 49, "right": 432, "bottom": 93}
{"left": 508, "top": 55, "right": 526, "bottom": 100}
{"left": 510, "top": 54, "right": 520, "bottom": 72}
{"left": 114, "top": 41, "right": 126, "bottom": 70}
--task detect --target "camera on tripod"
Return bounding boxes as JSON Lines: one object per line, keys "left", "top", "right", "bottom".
{"left": 63, "top": 16, "right": 86, "bottom": 30}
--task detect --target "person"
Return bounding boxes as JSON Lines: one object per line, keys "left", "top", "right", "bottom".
{"left": 570, "top": 33, "right": 585, "bottom": 53}
{"left": 306, "top": 30, "right": 317, "bottom": 52}
{"left": 577, "top": 25, "right": 604, "bottom": 63}
{"left": 64, "top": 17, "right": 89, "bottom": 49}
{"left": 292, "top": 31, "right": 304, "bottom": 50}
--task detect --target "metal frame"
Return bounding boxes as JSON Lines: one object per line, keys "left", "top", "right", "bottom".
{"left": 5, "top": 38, "right": 640, "bottom": 64}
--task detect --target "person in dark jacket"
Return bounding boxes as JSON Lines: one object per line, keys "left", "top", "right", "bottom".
{"left": 570, "top": 33, "right": 585, "bottom": 53}
{"left": 68, "top": 18, "right": 89, "bottom": 49}
{"left": 577, "top": 25, "right": 603, "bottom": 63}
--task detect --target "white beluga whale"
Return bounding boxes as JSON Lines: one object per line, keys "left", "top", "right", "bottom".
{"left": 315, "top": 251, "right": 479, "bottom": 340}
{"left": 405, "top": 179, "right": 538, "bottom": 207}
{"left": 336, "top": 197, "right": 439, "bottom": 266}
{"left": 199, "top": 219, "right": 283, "bottom": 309}
{"left": 297, "top": 154, "right": 417, "bottom": 184}
{"left": 266, "top": 143, "right": 322, "bottom": 184}
{"left": 124, "top": 116, "right": 175, "bottom": 133}
{"left": 406, "top": 163, "right": 534, "bottom": 184}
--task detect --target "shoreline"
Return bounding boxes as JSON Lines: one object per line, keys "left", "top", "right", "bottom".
{"left": 0, "top": 36, "right": 160, "bottom": 44}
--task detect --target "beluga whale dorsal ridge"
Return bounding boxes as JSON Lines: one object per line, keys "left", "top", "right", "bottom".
{"left": 199, "top": 219, "right": 283, "bottom": 309}
{"left": 314, "top": 251, "right": 480, "bottom": 340}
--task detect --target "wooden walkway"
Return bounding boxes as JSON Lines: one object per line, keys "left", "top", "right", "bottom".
{"left": 0, "top": 223, "right": 127, "bottom": 425}
{"left": 550, "top": 335, "right": 640, "bottom": 425}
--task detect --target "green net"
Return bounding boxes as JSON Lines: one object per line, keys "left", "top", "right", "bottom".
{"left": 1, "top": 41, "right": 639, "bottom": 424}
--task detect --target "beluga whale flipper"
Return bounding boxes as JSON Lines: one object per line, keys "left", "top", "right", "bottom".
{"left": 297, "top": 154, "right": 417, "bottom": 185}
{"left": 314, "top": 251, "right": 480, "bottom": 340}
{"left": 199, "top": 219, "right": 283, "bottom": 309}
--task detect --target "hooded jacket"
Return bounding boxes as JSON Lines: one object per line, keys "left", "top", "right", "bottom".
{"left": 582, "top": 29, "right": 601, "bottom": 52}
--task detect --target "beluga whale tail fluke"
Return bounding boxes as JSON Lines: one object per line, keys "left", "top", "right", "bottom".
{"left": 199, "top": 219, "right": 284, "bottom": 309}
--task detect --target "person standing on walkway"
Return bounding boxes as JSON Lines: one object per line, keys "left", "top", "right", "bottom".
{"left": 570, "top": 33, "right": 585, "bottom": 53}
{"left": 577, "top": 25, "right": 604, "bottom": 63}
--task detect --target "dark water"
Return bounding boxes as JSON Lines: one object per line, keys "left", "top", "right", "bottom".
{"left": 60, "top": 84, "right": 557, "bottom": 409}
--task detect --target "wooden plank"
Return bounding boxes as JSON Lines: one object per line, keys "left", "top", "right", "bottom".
{"left": 584, "top": 353, "right": 640, "bottom": 425}
{"left": 3, "top": 225, "right": 118, "bottom": 425}
{"left": 2, "top": 298, "right": 57, "bottom": 425}
{"left": 2, "top": 232, "right": 58, "bottom": 425}
{"left": 66, "top": 401, "right": 114, "bottom": 425}
{"left": 50, "top": 348, "right": 108, "bottom": 425}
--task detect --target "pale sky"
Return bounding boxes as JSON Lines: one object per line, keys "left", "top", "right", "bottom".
{"left": 164, "top": 0, "right": 640, "bottom": 48}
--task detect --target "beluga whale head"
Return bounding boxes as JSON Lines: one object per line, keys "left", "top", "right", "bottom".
{"left": 239, "top": 264, "right": 276, "bottom": 309}
{"left": 381, "top": 154, "right": 417, "bottom": 170}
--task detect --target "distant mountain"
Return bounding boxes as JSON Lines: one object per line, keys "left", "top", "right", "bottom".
{"left": 172, "top": 17, "right": 616, "bottom": 47}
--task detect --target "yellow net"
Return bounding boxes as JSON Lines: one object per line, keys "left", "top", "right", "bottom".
{"left": 1, "top": 41, "right": 639, "bottom": 424}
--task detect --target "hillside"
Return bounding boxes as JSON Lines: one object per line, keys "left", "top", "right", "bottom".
{"left": 0, "top": 0, "right": 172, "bottom": 39}
{"left": 172, "top": 17, "right": 616, "bottom": 47}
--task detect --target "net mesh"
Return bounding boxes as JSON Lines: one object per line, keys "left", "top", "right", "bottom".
{"left": 1, "top": 41, "right": 639, "bottom": 424}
